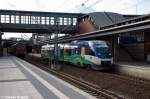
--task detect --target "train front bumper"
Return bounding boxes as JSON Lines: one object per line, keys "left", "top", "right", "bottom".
{"left": 91, "top": 59, "right": 113, "bottom": 70}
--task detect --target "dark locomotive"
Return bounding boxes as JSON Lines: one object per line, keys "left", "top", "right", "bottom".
{"left": 8, "top": 42, "right": 32, "bottom": 58}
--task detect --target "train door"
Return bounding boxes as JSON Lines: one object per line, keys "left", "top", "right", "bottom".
{"left": 63, "top": 47, "right": 72, "bottom": 62}
{"left": 59, "top": 47, "right": 64, "bottom": 61}
{"left": 81, "top": 47, "right": 85, "bottom": 56}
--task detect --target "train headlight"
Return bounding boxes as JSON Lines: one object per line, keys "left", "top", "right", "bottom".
{"left": 109, "top": 53, "right": 111, "bottom": 56}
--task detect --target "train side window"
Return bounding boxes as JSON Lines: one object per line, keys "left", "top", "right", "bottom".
{"left": 74, "top": 48, "right": 79, "bottom": 54}
{"left": 64, "top": 49, "right": 71, "bottom": 55}
{"left": 60, "top": 49, "right": 64, "bottom": 56}
{"left": 45, "top": 50, "right": 47, "bottom": 53}
{"left": 49, "top": 50, "right": 54, "bottom": 56}
{"left": 79, "top": 47, "right": 82, "bottom": 54}
{"left": 48, "top": 50, "right": 51, "bottom": 54}
{"left": 85, "top": 48, "right": 95, "bottom": 56}
{"left": 71, "top": 48, "right": 77, "bottom": 54}
{"left": 81, "top": 47, "right": 85, "bottom": 56}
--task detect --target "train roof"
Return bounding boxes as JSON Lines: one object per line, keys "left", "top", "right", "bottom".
{"left": 41, "top": 44, "right": 78, "bottom": 50}
{"left": 72, "top": 40, "right": 107, "bottom": 44}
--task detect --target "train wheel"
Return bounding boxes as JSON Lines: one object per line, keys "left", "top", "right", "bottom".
{"left": 91, "top": 65, "right": 101, "bottom": 70}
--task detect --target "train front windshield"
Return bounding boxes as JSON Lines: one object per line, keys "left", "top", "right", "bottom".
{"left": 91, "top": 41, "right": 112, "bottom": 58}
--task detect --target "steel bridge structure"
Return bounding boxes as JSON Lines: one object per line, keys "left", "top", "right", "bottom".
{"left": 0, "top": 9, "right": 84, "bottom": 34}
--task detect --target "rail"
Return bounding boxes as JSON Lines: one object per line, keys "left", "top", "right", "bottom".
{"left": 25, "top": 56, "right": 125, "bottom": 99}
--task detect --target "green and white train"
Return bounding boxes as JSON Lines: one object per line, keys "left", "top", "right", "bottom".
{"left": 41, "top": 40, "right": 113, "bottom": 70}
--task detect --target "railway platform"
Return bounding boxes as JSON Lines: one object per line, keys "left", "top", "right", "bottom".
{"left": 0, "top": 56, "right": 96, "bottom": 99}
{"left": 28, "top": 53, "right": 41, "bottom": 58}
{"left": 117, "top": 62, "right": 150, "bottom": 80}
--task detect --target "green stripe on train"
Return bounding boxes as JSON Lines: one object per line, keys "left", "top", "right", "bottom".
{"left": 41, "top": 53, "right": 94, "bottom": 66}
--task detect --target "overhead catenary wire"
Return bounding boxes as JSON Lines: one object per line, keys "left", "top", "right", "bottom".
{"left": 82, "top": 0, "right": 104, "bottom": 11}
{"left": 33, "top": 18, "right": 79, "bottom": 44}
{"left": 5, "top": 1, "right": 87, "bottom": 45}
{"left": 5, "top": 1, "right": 83, "bottom": 45}
{"left": 81, "top": 0, "right": 90, "bottom": 6}
{"left": 7, "top": 1, "right": 86, "bottom": 37}
{"left": 67, "top": 0, "right": 91, "bottom": 12}
{"left": 31, "top": 13, "right": 88, "bottom": 43}
{"left": 68, "top": 0, "right": 104, "bottom": 13}
{"left": 117, "top": 0, "right": 145, "bottom": 14}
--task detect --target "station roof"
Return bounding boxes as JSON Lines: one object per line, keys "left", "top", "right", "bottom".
{"left": 88, "top": 12, "right": 139, "bottom": 28}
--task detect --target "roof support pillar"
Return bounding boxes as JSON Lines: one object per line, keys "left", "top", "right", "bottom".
{"left": 144, "top": 32, "right": 150, "bottom": 62}
{"left": 52, "top": 17, "right": 62, "bottom": 70}
{"left": 0, "top": 31, "right": 3, "bottom": 56}
{"left": 112, "top": 34, "right": 119, "bottom": 63}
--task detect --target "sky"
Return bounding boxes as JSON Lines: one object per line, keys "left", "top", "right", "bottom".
{"left": 1, "top": 0, "right": 150, "bottom": 39}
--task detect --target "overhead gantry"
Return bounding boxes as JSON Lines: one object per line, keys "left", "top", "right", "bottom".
{"left": 0, "top": 9, "right": 84, "bottom": 34}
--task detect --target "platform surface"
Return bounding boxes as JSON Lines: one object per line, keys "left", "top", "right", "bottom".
{"left": 28, "top": 53, "right": 41, "bottom": 58}
{"left": 117, "top": 62, "right": 150, "bottom": 80}
{"left": 0, "top": 56, "right": 96, "bottom": 99}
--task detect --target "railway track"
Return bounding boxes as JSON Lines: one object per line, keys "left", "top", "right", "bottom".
{"left": 46, "top": 67, "right": 123, "bottom": 99}
{"left": 108, "top": 72, "right": 150, "bottom": 87}
{"left": 25, "top": 55, "right": 150, "bottom": 99}
{"left": 24, "top": 57, "right": 125, "bottom": 99}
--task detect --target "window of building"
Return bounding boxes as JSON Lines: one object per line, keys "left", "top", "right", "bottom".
{"left": 64, "top": 18, "right": 67, "bottom": 25}
{"left": 41, "top": 17, "right": 45, "bottom": 24}
{"left": 5, "top": 15, "right": 10, "bottom": 23}
{"left": 45, "top": 17, "right": 49, "bottom": 25}
{"left": 68, "top": 18, "right": 72, "bottom": 25}
{"left": 1, "top": 15, "right": 5, "bottom": 23}
{"left": 59, "top": 17, "right": 63, "bottom": 25}
{"left": 73, "top": 18, "right": 77, "bottom": 25}
{"left": 50, "top": 17, "right": 55, "bottom": 25}
{"left": 11, "top": 15, "right": 15, "bottom": 23}
{"left": 15, "top": 16, "right": 19, "bottom": 24}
